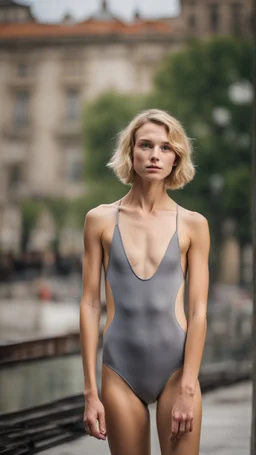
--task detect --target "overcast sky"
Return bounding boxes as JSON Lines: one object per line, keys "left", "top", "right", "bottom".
{"left": 19, "top": 0, "right": 180, "bottom": 23}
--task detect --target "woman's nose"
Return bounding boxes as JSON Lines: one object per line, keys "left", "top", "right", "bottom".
{"left": 150, "top": 146, "right": 160, "bottom": 159}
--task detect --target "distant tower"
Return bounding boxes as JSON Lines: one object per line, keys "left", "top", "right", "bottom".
{"left": 89, "top": 0, "right": 120, "bottom": 22}
{"left": 101, "top": 0, "right": 107, "bottom": 10}
{"left": 180, "top": 0, "right": 252, "bottom": 38}
{"left": 62, "top": 11, "right": 75, "bottom": 24}
{"left": 133, "top": 8, "right": 141, "bottom": 22}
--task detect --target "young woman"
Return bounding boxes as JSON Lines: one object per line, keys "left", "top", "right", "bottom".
{"left": 80, "top": 109, "right": 210, "bottom": 455}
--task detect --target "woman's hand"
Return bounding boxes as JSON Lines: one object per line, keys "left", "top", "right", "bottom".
{"left": 84, "top": 393, "right": 107, "bottom": 440}
{"left": 169, "top": 388, "right": 194, "bottom": 442}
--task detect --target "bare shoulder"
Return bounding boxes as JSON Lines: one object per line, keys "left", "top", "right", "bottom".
{"left": 84, "top": 200, "right": 121, "bottom": 235}
{"left": 178, "top": 205, "right": 210, "bottom": 241}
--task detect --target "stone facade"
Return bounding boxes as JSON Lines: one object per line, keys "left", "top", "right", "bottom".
{"left": 0, "top": 0, "right": 253, "bottom": 253}
{"left": 177, "top": 0, "right": 253, "bottom": 39}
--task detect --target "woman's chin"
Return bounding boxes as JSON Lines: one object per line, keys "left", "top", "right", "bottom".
{"left": 134, "top": 170, "right": 168, "bottom": 184}
{"left": 143, "top": 175, "right": 166, "bottom": 184}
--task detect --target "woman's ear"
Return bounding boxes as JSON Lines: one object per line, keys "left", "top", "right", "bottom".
{"left": 173, "top": 154, "right": 179, "bottom": 167}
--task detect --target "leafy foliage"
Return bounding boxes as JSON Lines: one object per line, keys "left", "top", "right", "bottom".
{"left": 83, "top": 91, "right": 146, "bottom": 181}
{"left": 150, "top": 36, "right": 253, "bottom": 245}
{"left": 20, "top": 200, "right": 42, "bottom": 251}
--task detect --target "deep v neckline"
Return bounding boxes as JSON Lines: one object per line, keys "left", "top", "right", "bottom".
{"left": 116, "top": 200, "right": 179, "bottom": 282}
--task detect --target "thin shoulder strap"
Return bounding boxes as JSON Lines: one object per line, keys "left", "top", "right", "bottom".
{"left": 116, "top": 198, "right": 122, "bottom": 225}
{"left": 176, "top": 203, "right": 179, "bottom": 231}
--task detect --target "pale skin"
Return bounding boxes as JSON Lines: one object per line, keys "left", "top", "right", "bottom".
{"left": 80, "top": 121, "right": 210, "bottom": 455}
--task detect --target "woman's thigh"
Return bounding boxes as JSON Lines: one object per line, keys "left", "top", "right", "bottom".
{"left": 156, "top": 367, "right": 202, "bottom": 455}
{"left": 101, "top": 364, "right": 151, "bottom": 455}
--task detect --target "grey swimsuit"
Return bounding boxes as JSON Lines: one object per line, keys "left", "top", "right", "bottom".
{"left": 103, "top": 200, "right": 187, "bottom": 406}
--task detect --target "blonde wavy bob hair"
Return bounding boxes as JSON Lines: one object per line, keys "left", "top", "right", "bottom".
{"left": 107, "top": 109, "right": 196, "bottom": 190}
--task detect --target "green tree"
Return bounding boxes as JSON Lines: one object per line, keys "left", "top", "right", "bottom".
{"left": 20, "top": 200, "right": 42, "bottom": 252}
{"left": 150, "top": 36, "right": 253, "bottom": 259}
{"left": 46, "top": 199, "right": 70, "bottom": 253}
{"left": 20, "top": 198, "right": 72, "bottom": 253}
{"left": 83, "top": 91, "right": 146, "bottom": 187}
{"left": 81, "top": 91, "right": 149, "bottom": 214}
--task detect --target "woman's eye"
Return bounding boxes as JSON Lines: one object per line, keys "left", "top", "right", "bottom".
{"left": 141, "top": 142, "right": 150, "bottom": 149}
{"left": 162, "top": 145, "right": 171, "bottom": 151}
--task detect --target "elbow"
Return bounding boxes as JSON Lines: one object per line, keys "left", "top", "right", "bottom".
{"left": 81, "top": 297, "right": 101, "bottom": 308}
{"left": 188, "top": 309, "right": 207, "bottom": 327}
{"left": 80, "top": 296, "right": 102, "bottom": 316}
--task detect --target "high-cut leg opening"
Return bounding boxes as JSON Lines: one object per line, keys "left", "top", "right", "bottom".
{"left": 156, "top": 364, "right": 184, "bottom": 401}
{"left": 102, "top": 363, "right": 148, "bottom": 407}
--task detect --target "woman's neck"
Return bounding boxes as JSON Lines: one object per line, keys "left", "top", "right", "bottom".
{"left": 124, "top": 181, "right": 175, "bottom": 212}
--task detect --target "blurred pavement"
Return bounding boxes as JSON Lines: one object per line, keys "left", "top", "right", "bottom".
{"left": 41, "top": 381, "right": 252, "bottom": 455}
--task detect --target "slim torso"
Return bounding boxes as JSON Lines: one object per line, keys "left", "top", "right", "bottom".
{"left": 101, "top": 200, "right": 190, "bottom": 405}
{"left": 102, "top": 201, "right": 189, "bottom": 334}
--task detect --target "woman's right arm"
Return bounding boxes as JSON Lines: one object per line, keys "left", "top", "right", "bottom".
{"left": 79, "top": 208, "right": 107, "bottom": 440}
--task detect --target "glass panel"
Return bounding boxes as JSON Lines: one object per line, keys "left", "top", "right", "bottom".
{"left": 65, "top": 146, "right": 83, "bottom": 182}
{"left": 209, "top": 4, "right": 219, "bottom": 32}
{"left": 188, "top": 14, "right": 196, "bottom": 29}
{"left": 66, "top": 89, "right": 80, "bottom": 120}
{"left": 231, "top": 3, "right": 242, "bottom": 34}
{"left": 13, "top": 90, "right": 29, "bottom": 125}
{"left": 17, "top": 63, "right": 29, "bottom": 78}
{"left": 8, "top": 164, "right": 22, "bottom": 190}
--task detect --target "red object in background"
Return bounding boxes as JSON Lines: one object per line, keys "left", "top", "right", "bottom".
{"left": 39, "top": 284, "right": 52, "bottom": 301}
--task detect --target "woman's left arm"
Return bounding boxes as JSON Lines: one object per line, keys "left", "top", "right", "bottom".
{"left": 169, "top": 212, "right": 210, "bottom": 443}
{"left": 181, "top": 212, "right": 210, "bottom": 394}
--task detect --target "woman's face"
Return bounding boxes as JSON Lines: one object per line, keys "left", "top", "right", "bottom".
{"left": 132, "top": 121, "right": 177, "bottom": 184}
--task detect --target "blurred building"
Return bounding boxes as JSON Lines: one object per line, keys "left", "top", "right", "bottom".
{"left": 166, "top": 0, "right": 253, "bottom": 39}
{"left": 0, "top": 0, "right": 253, "bottom": 252}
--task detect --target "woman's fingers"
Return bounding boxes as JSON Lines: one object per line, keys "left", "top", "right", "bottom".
{"left": 84, "top": 417, "right": 106, "bottom": 440}
{"left": 83, "top": 398, "right": 107, "bottom": 440}
{"left": 170, "top": 414, "right": 193, "bottom": 441}
{"left": 170, "top": 414, "right": 179, "bottom": 441}
{"left": 177, "top": 418, "right": 186, "bottom": 438}
{"left": 89, "top": 419, "right": 102, "bottom": 439}
{"left": 186, "top": 418, "right": 193, "bottom": 432}
{"left": 98, "top": 410, "right": 107, "bottom": 437}
{"left": 190, "top": 417, "right": 193, "bottom": 432}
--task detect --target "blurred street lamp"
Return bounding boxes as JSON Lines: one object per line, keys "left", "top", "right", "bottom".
{"left": 250, "top": 1, "right": 256, "bottom": 452}
{"left": 228, "top": 80, "right": 253, "bottom": 105}
{"left": 209, "top": 173, "right": 225, "bottom": 282}
{"left": 209, "top": 173, "right": 225, "bottom": 196}
{"left": 0, "top": 203, "right": 3, "bottom": 254}
{"left": 212, "top": 107, "right": 231, "bottom": 127}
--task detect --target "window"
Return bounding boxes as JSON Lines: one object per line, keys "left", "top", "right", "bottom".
{"left": 231, "top": 3, "right": 242, "bottom": 34}
{"left": 209, "top": 4, "right": 219, "bottom": 32}
{"left": 13, "top": 91, "right": 29, "bottom": 126}
{"left": 66, "top": 89, "right": 80, "bottom": 120}
{"left": 8, "top": 164, "right": 23, "bottom": 190}
{"left": 188, "top": 14, "right": 196, "bottom": 29}
{"left": 65, "top": 147, "right": 83, "bottom": 182}
{"left": 17, "top": 63, "right": 29, "bottom": 78}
